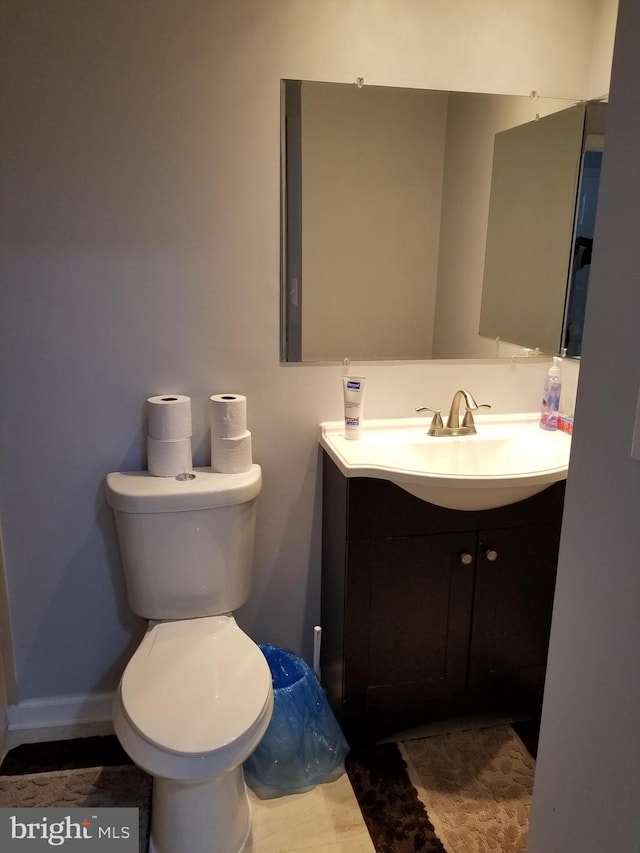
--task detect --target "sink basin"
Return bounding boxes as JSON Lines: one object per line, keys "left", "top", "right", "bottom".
{"left": 319, "top": 414, "right": 571, "bottom": 511}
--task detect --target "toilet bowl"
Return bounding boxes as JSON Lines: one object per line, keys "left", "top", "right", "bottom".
{"left": 105, "top": 465, "right": 272, "bottom": 853}
{"left": 113, "top": 615, "right": 273, "bottom": 853}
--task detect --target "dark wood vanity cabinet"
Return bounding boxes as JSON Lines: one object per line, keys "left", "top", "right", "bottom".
{"left": 320, "top": 452, "right": 565, "bottom": 741}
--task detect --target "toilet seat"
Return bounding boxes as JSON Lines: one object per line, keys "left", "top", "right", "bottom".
{"left": 115, "top": 614, "right": 273, "bottom": 779}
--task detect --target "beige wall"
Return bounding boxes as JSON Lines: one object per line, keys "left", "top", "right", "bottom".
{"left": 589, "top": 0, "right": 620, "bottom": 98}
{"left": 299, "top": 86, "right": 577, "bottom": 362}
{"left": 302, "top": 84, "right": 447, "bottom": 361}
{"left": 434, "top": 93, "right": 572, "bottom": 357}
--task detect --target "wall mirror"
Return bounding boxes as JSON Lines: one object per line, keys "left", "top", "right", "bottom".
{"left": 280, "top": 80, "right": 605, "bottom": 363}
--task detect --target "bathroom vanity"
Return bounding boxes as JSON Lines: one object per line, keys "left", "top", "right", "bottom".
{"left": 320, "top": 452, "right": 565, "bottom": 741}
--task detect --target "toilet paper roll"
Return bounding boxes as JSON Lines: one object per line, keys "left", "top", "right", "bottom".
{"left": 147, "top": 395, "right": 192, "bottom": 440}
{"left": 147, "top": 436, "right": 193, "bottom": 477}
{"left": 211, "top": 430, "right": 253, "bottom": 474}
{"left": 210, "top": 394, "right": 247, "bottom": 439}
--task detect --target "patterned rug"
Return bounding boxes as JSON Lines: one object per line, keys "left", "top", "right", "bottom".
{"left": 345, "top": 740, "right": 446, "bottom": 852}
{"left": 346, "top": 724, "right": 535, "bottom": 853}
{"left": 405, "top": 726, "right": 534, "bottom": 852}
{"left": 0, "top": 764, "right": 151, "bottom": 853}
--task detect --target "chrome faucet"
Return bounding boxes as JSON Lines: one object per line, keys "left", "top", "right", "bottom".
{"left": 416, "top": 389, "right": 490, "bottom": 436}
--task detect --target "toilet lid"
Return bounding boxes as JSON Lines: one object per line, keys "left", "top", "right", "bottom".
{"left": 120, "top": 615, "right": 272, "bottom": 755}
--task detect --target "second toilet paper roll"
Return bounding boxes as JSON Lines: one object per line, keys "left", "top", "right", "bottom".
{"left": 210, "top": 394, "right": 247, "bottom": 439}
{"left": 211, "top": 431, "right": 253, "bottom": 474}
{"left": 148, "top": 395, "right": 192, "bottom": 440}
{"left": 148, "top": 436, "right": 193, "bottom": 477}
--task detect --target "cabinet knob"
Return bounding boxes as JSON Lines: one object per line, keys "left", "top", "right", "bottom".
{"left": 460, "top": 552, "right": 473, "bottom": 565}
{"left": 485, "top": 549, "right": 498, "bottom": 562}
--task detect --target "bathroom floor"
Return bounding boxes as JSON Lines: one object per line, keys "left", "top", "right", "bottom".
{"left": 0, "top": 725, "right": 374, "bottom": 853}
{"left": 246, "top": 774, "right": 374, "bottom": 852}
{"left": 0, "top": 716, "right": 539, "bottom": 853}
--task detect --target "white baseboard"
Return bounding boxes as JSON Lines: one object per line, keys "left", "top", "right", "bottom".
{"left": 6, "top": 691, "right": 115, "bottom": 732}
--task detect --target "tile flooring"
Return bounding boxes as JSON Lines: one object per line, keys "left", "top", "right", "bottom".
{"left": 246, "top": 774, "right": 374, "bottom": 853}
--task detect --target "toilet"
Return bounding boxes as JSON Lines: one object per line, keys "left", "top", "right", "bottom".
{"left": 104, "top": 464, "right": 273, "bottom": 853}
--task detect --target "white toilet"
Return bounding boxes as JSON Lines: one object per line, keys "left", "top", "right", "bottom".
{"left": 105, "top": 464, "right": 273, "bottom": 853}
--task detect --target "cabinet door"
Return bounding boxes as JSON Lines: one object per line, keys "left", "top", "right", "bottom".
{"left": 343, "top": 532, "right": 476, "bottom": 715}
{"left": 468, "top": 525, "right": 561, "bottom": 697}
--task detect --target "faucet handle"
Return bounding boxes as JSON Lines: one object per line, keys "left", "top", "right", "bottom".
{"left": 415, "top": 406, "right": 444, "bottom": 434}
{"left": 462, "top": 403, "right": 491, "bottom": 429}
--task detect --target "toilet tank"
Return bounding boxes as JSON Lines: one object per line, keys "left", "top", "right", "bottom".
{"left": 105, "top": 466, "right": 262, "bottom": 621}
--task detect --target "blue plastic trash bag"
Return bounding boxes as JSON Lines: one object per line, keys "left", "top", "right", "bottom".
{"left": 244, "top": 644, "right": 349, "bottom": 791}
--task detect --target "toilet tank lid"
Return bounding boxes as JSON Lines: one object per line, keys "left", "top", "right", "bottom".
{"left": 105, "top": 465, "right": 262, "bottom": 513}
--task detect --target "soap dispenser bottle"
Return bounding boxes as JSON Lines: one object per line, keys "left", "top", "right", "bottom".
{"left": 540, "top": 357, "right": 562, "bottom": 431}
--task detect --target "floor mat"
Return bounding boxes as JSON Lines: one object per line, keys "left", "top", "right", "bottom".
{"left": 401, "top": 725, "right": 534, "bottom": 853}
{"left": 0, "top": 764, "right": 151, "bottom": 853}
